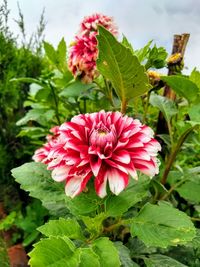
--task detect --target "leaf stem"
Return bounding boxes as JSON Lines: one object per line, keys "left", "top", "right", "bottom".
{"left": 49, "top": 82, "right": 61, "bottom": 125}
{"left": 161, "top": 125, "right": 197, "bottom": 185}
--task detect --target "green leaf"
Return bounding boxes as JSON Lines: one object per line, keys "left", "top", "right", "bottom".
{"left": 16, "top": 108, "right": 55, "bottom": 126}
{"left": 97, "top": 26, "right": 151, "bottom": 102}
{"left": 190, "top": 68, "right": 200, "bottom": 89}
{"left": 43, "top": 41, "right": 57, "bottom": 64}
{"left": 188, "top": 104, "right": 200, "bottom": 122}
{"left": 176, "top": 181, "right": 200, "bottom": 203}
{"left": 29, "top": 236, "right": 79, "bottom": 267}
{"left": 162, "top": 76, "right": 199, "bottom": 103}
{"left": 81, "top": 213, "right": 106, "bottom": 237}
{"left": 114, "top": 242, "right": 139, "bottom": 267}
{"left": 105, "top": 178, "right": 149, "bottom": 216}
{"left": 57, "top": 38, "right": 67, "bottom": 65}
{"left": 68, "top": 180, "right": 104, "bottom": 216}
{"left": 144, "top": 254, "right": 187, "bottom": 267}
{"left": 11, "top": 162, "right": 69, "bottom": 216}
{"left": 121, "top": 35, "right": 134, "bottom": 53}
{"left": 10, "top": 77, "right": 45, "bottom": 87}
{"left": 149, "top": 93, "right": 178, "bottom": 123}
{"left": 145, "top": 45, "right": 168, "bottom": 69}
{"left": 38, "top": 218, "right": 84, "bottom": 240}
{"left": 131, "top": 202, "right": 196, "bottom": 248}
{"left": 92, "top": 237, "right": 121, "bottom": 267}
{"left": 134, "top": 40, "right": 152, "bottom": 62}
{"left": 59, "top": 80, "right": 96, "bottom": 98}
{"left": 78, "top": 248, "right": 100, "bottom": 267}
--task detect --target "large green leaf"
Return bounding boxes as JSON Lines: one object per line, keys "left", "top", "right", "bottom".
{"left": 105, "top": 178, "right": 149, "bottom": 216}
{"left": 38, "top": 218, "right": 84, "bottom": 240}
{"left": 11, "top": 162, "right": 69, "bottom": 216}
{"left": 144, "top": 254, "right": 187, "bottom": 267}
{"left": 149, "top": 93, "right": 178, "bottom": 123}
{"left": 59, "top": 80, "right": 96, "bottom": 98}
{"left": 131, "top": 202, "right": 196, "bottom": 248}
{"left": 97, "top": 26, "right": 151, "bottom": 102}
{"left": 16, "top": 108, "right": 55, "bottom": 126}
{"left": 92, "top": 237, "right": 121, "bottom": 267}
{"left": 176, "top": 180, "right": 200, "bottom": 203}
{"left": 162, "top": 76, "right": 199, "bottom": 103}
{"left": 29, "top": 237, "right": 79, "bottom": 267}
{"left": 114, "top": 242, "right": 139, "bottom": 267}
{"left": 78, "top": 248, "right": 100, "bottom": 267}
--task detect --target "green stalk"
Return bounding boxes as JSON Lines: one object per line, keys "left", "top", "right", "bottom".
{"left": 49, "top": 82, "right": 61, "bottom": 125}
{"left": 161, "top": 125, "right": 197, "bottom": 185}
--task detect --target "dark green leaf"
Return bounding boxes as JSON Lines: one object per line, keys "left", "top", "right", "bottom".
{"left": 144, "top": 254, "right": 187, "bottom": 267}
{"left": 131, "top": 202, "right": 196, "bottom": 248}
{"left": 11, "top": 162, "right": 69, "bottom": 216}
{"left": 38, "top": 218, "right": 84, "bottom": 239}
{"left": 59, "top": 80, "right": 96, "bottom": 98}
{"left": 162, "top": 76, "right": 199, "bottom": 103}
{"left": 176, "top": 181, "right": 200, "bottom": 203}
{"left": 105, "top": 178, "right": 149, "bottom": 216}
{"left": 92, "top": 237, "right": 121, "bottom": 267}
{"left": 16, "top": 108, "right": 55, "bottom": 126}
{"left": 149, "top": 93, "right": 178, "bottom": 123}
{"left": 114, "top": 242, "right": 139, "bottom": 267}
{"left": 29, "top": 237, "right": 79, "bottom": 267}
{"left": 78, "top": 248, "right": 100, "bottom": 267}
{"left": 97, "top": 26, "right": 151, "bottom": 102}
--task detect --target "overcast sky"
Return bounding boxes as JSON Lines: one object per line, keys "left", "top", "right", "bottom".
{"left": 6, "top": 0, "right": 200, "bottom": 72}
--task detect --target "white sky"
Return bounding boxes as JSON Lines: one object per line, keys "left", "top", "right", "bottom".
{"left": 6, "top": 0, "right": 200, "bottom": 72}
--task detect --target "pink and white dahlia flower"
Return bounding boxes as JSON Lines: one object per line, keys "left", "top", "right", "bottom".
{"left": 79, "top": 13, "right": 118, "bottom": 37}
{"left": 33, "top": 111, "right": 161, "bottom": 198}
{"left": 68, "top": 13, "right": 118, "bottom": 83}
{"left": 68, "top": 32, "right": 98, "bottom": 83}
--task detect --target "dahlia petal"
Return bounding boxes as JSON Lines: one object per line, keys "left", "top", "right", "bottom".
{"left": 108, "top": 168, "right": 129, "bottom": 195}
{"left": 134, "top": 159, "right": 157, "bottom": 177}
{"left": 112, "top": 150, "right": 131, "bottom": 164}
{"left": 95, "top": 168, "right": 108, "bottom": 198}
{"left": 52, "top": 166, "right": 70, "bottom": 182}
{"left": 90, "top": 155, "right": 102, "bottom": 176}
{"left": 105, "top": 159, "right": 128, "bottom": 174}
{"left": 65, "top": 172, "right": 92, "bottom": 198}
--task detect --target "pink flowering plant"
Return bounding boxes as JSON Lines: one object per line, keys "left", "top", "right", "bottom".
{"left": 11, "top": 13, "right": 200, "bottom": 267}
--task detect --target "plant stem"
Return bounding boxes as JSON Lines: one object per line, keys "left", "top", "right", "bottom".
{"left": 160, "top": 177, "right": 187, "bottom": 200}
{"left": 191, "top": 217, "right": 200, "bottom": 222}
{"left": 121, "top": 99, "right": 127, "bottom": 114}
{"left": 161, "top": 125, "right": 197, "bottom": 185}
{"left": 49, "top": 82, "right": 61, "bottom": 125}
{"left": 143, "top": 92, "right": 150, "bottom": 124}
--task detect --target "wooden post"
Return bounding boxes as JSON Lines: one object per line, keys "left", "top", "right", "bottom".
{"left": 156, "top": 33, "right": 190, "bottom": 136}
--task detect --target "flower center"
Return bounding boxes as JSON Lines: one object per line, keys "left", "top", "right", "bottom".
{"left": 89, "top": 123, "right": 116, "bottom": 148}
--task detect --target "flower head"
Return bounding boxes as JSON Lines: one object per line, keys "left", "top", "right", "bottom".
{"left": 68, "top": 32, "right": 98, "bottom": 83}
{"left": 33, "top": 111, "right": 161, "bottom": 198}
{"left": 68, "top": 13, "right": 118, "bottom": 83}
{"left": 79, "top": 13, "right": 118, "bottom": 37}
